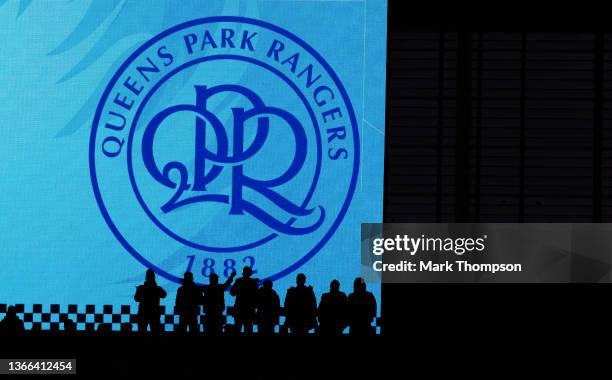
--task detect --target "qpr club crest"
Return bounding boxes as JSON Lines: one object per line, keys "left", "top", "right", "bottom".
{"left": 90, "top": 17, "right": 359, "bottom": 284}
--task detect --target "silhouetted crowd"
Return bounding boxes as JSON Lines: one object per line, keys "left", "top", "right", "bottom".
{"left": 0, "top": 267, "right": 378, "bottom": 336}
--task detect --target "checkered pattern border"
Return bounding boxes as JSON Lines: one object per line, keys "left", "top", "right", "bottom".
{"left": 0, "top": 304, "right": 381, "bottom": 334}
{"left": 0, "top": 303, "right": 180, "bottom": 332}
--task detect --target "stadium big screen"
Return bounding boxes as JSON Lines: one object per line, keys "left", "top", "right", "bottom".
{"left": 0, "top": 0, "right": 387, "bottom": 330}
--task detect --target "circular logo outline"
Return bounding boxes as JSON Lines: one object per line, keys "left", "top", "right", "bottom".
{"left": 90, "top": 16, "right": 360, "bottom": 284}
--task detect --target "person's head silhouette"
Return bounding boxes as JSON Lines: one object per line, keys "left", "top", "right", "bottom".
{"left": 296, "top": 273, "right": 306, "bottom": 287}
{"left": 63, "top": 318, "right": 76, "bottom": 332}
{"left": 353, "top": 277, "right": 366, "bottom": 292}
{"left": 145, "top": 268, "right": 156, "bottom": 283}
{"left": 263, "top": 279, "right": 273, "bottom": 290}
{"left": 209, "top": 273, "right": 219, "bottom": 285}
{"left": 6, "top": 305, "right": 16, "bottom": 317}
{"left": 182, "top": 271, "right": 194, "bottom": 284}
{"left": 242, "top": 266, "right": 253, "bottom": 278}
{"left": 330, "top": 279, "right": 340, "bottom": 292}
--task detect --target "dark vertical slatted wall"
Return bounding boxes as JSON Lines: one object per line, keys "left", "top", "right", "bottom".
{"left": 384, "top": 32, "right": 611, "bottom": 223}
{"left": 386, "top": 32, "right": 457, "bottom": 222}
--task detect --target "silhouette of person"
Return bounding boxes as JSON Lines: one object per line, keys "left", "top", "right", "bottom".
{"left": 202, "top": 272, "right": 235, "bottom": 335}
{"left": 347, "top": 277, "right": 377, "bottom": 336}
{"left": 0, "top": 306, "right": 24, "bottom": 335}
{"left": 318, "top": 279, "right": 348, "bottom": 336}
{"left": 175, "top": 271, "right": 202, "bottom": 335}
{"left": 229, "top": 266, "right": 259, "bottom": 334}
{"left": 284, "top": 273, "right": 317, "bottom": 335}
{"left": 62, "top": 317, "right": 76, "bottom": 334}
{"left": 256, "top": 279, "right": 280, "bottom": 336}
{"left": 134, "top": 269, "right": 167, "bottom": 334}
{"left": 96, "top": 323, "right": 112, "bottom": 334}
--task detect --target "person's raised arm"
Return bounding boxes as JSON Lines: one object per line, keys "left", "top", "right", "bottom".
{"left": 134, "top": 286, "right": 142, "bottom": 302}
{"left": 223, "top": 272, "right": 236, "bottom": 290}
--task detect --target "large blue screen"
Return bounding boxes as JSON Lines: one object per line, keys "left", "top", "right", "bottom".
{"left": 0, "top": 0, "right": 387, "bottom": 327}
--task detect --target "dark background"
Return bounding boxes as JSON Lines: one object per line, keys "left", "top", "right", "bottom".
{"left": 382, "top": 0, "right": 612, "bottom": 337}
